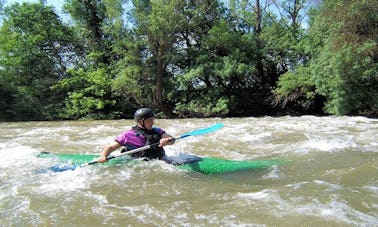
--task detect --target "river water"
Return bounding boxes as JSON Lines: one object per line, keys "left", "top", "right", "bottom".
{"left": 0, "top": 116, "right": 377, "bottom": 226}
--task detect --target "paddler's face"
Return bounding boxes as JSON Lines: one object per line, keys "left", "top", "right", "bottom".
{"left": 142, "top": 117, "right": 154, "bottom": 130}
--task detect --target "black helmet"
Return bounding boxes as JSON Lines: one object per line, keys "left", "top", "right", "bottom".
{"left": 134, "top": 108, "right": 155, "bottom": 122}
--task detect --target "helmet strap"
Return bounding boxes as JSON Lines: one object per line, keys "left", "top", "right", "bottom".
{"left": 138, "top": 119, "right": 145, "bottom": 128}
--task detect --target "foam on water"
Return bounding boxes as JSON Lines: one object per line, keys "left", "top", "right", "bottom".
{"left": 300, "top": 133, "right": 357, "bottom": 152}
{"left": 1, "top": 117, "right": 377, "bottom": 226}
{"left": 364, "top": 185, "right": 378, "bottom": 193}
{"left": 0, "top": 145, "right": 39, "bottom": 169}
{"left": 82, "top": 124, "right": 116, "bottom": 134}
{"left": 36, "top": 169, "right": 91, "bottom": 193}
{"left": 236, "top": 187, "right": 378, "bottom": 226}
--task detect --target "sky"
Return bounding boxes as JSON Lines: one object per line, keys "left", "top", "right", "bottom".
{"left": 3, "top": 0, "right": 71, "bottom": 24}
{"left": 3, "top": 0, "right": 132, "bottom": 24}
{"left": 8, "top": 0, "right": 64, "bottom": 12}
{"left": 4, "top": 0, "right": 311, "bottom": 28}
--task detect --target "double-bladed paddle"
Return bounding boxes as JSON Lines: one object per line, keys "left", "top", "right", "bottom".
{"left": 83, "top": 122, "right": 224, "bottom": 166}
{"left": 48, "top": 123, "right": 224, "bottom": 171}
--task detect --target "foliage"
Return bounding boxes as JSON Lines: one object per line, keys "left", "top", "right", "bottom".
{"left": 51, "top": 67, "right": 117, "bottom": 119}
{"left": 0, "top": 2, "right": 79, "bottom": 120}
{"left": 112, "top": 43, "right": 154, "bottom": 109}
{"left": 1, "top": 0, "right": 377, "bottom": 121}
{"left": 173, "top": 17, "right": 259, "bottom": 117}
{"left": 54, "top": 0, "right": 129, "bottom": 119}
{"left": 275, "top": 0, "right": 378, "bottom": 115}
{"left": 127, "top": 0, "right": 189, "bottom": 114}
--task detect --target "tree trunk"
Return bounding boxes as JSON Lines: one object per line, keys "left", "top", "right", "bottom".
{"left": 155, "top": 53, "right": 164, "bottom": 108}
{"left": 255, "top": 0, "right": 265, "bottom": 85}
{"left": 155, "top": 49, "right": 173, "bottom": 117}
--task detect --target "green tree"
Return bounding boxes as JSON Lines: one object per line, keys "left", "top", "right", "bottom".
{"left": 52, "top": 67, "right": 117, "bottom": 119}
{"left": 163, "top": 0, "right": 229, "bottom": 117}
{"left": 112, "top": 0, "right": 189, "bottom": 117}
{"left": 173, "top": 0, "right": 311, "bottom": 117}
{"left": 275, "top": 0, "right": 378, "bottom": 116}
{"left": 174, "top": 18, "right": 258, "bottom": 117}
{"left": 0, "top": 2, "right": 79, "bottom": 120}
{"left": 53, "top": 0, "right": 130, "bottom": 119}
{"left": 262, "top": 0, "right": 313, "bottom": 75}
{"left": 64, "top": 0, "right": 108, "bottom": 64}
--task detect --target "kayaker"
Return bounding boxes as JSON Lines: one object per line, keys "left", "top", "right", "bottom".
{"left": 97, "top": 108, "right": 175, "bottom": 163}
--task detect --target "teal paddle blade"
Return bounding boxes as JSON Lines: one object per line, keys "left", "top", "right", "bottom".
{"left": 179, "top": 123, "right": 224, "bottom": 138}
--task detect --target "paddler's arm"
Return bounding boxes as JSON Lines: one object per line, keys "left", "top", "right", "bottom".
{"left": 98, "top": 141, "right": 122, "bottom": 163}
{"left": 159, "top": 133, "right": 175, "bottom": 147}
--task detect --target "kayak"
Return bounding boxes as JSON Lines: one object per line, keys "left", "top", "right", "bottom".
{"left": 36, "top": 152, "right": 284, "bottom": 175}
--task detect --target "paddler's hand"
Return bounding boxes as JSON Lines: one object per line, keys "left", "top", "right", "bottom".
{"left": 98, "top": 142, "right": 121, "bottom": 163}
{"left": 159, "top": 137, "right": 174, "bottom": 147}
{"left": 97, "top": 154, "right": 107, "bottom": 163}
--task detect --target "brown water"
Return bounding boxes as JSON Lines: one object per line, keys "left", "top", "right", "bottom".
{"left": 0, "top": 116, "right": 377, "bottom": 226}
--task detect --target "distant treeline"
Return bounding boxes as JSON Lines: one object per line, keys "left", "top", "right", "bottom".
{"left": 0, "top": 0, "right": 377, "bottom": 120}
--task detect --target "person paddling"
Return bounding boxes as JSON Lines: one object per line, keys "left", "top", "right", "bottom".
{"left": 97, "top": 108, "right": 175, "bottom": 163}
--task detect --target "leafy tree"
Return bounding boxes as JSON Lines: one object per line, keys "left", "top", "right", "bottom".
{"left": 112, "top": 38, "right": 155, "bottom": 110}
{"left": 168, "top": 0, "right": 232, "bottom": 117}
{"left": 275, "top": 0, "right": 378, "bottom": 115}
{"left": 174, "top": 18, "right": 258, "bottom": 117}
{"left": 112, "top": 0, "right": 190, "bottom": 117}
{"left": 262, "top": 0, "right": 314, "bottom": 72}
{"left": 54, "top": 0, "right": 130, "bottom": 119}
{"left": 172, "top": 0, "right": 298, "bottom": 117}
{"left": 0, "top": 2, "right": 79, "bottom": 120}
{"left": 64, "top": 0, "right": 108, "bottom": 64}
{"left": 51, "top": 67, "right": 117, "bottom": 119}
{"left": 2, "top": 0, "right": 376, "bottom": 120}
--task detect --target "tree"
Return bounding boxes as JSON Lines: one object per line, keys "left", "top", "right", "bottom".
{"left": 54, "top": 0, "right": 129, "bottom": 119}
{"left": 0, "top": 2, "right": 80, "bottom": 120}
{"left": 275, "top": 0, "right": 378, "bottom": 116}
{"left": 113, "top": 0, "right": 189, "bottom": 116}
{"left": 64, "top": 0, "right": 108, "bottom": 64}
{"left": 174, "top": 18, "right": 259, "bottom": 117}
{"left": 167, "top": 0, "right": 232, "bottom": 117}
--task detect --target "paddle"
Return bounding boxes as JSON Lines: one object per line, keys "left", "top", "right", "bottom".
{"left": 48, "top": 123, "right": 224, "bottom": 171}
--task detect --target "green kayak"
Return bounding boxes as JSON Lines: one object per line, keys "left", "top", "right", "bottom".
{"left": 36, "top": 152, "right": 284, "bottom": 175}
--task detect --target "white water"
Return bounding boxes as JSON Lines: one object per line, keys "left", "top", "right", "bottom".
{"left": 0, "top": 116, "right": 377, "bottom": 226}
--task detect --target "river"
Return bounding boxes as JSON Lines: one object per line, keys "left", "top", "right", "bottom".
{"left": 0, "top": 116, "right": 377, "bottom": 226}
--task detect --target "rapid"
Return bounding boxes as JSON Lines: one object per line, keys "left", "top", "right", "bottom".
{"left": 0, "top": 116, "right": 377, "bottom": 226}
